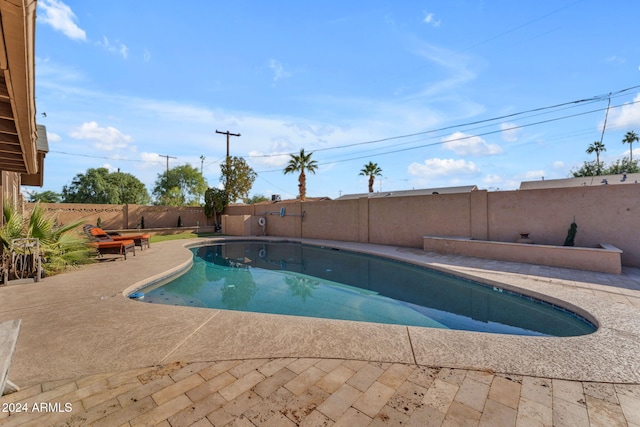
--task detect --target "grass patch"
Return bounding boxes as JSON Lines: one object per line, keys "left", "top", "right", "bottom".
{"left": 150, "top": 232, "right": 219, "bottom": 243}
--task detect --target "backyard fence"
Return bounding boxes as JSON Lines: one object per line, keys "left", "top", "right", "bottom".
{"left": 24, "top": 203, "right": 216, "bottom": 230}
{"left": 223, "top": 184, "right": 640, "bottom": 267}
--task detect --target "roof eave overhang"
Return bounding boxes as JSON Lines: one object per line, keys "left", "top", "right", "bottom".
{"left": 0, "top": 0, "right": 38, "bottom": 175}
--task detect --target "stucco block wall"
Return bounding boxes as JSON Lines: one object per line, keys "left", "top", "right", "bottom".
{"left": 302, "top": 200, "right": 360, "bottom": 241}
{"left": 222, "top": 184, "right": 640, "bottom": 267}
{"left": 254, "top": 204, "right": 303, "bottom": 238}
{"left": 25, "top": 202, "right": 126, "bottom": 229}
{"left": 25, "top": 203, "right": 213, "bottom": 230}
{"left": 368, "top": 193, "right": 472, "bottom": 247}
{"left": 221, "top": 215, "right": 251, "bottom": 236}
{"left": 128, "top": 205, "right": 212, "bottom": 228}
{"left": 487, "top": 185, "right": 640, "bottom": 266}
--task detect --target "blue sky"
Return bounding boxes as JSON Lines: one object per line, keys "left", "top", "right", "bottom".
{"left": 34, "top": 0, "right": 640, "bottom": 200}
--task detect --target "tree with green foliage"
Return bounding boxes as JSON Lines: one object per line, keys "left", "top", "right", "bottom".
{"left": 25, "top": 190, "right": 62, "bottom": 203}
{"left": 204, "top": 187, "right": 227, "bottom": 229}
{"left": 0, "top": 203, "right": 94, "bottom": 276}
{"left": 603, "top": 158, "right": 640, "bottom": 175}
{"left": 247, "top": 194, "right": 269, "bottom": 204}
{"left": 571, "top": 161, "right": 599, "bottom": 177}
{"left": 623, "top": 130, "right": 639, "bottom": 162}
{"left": 586, "top": 141, "right": 606, "bottom": 175}
{"left": 284, "top": 149, "right": 318, "bottom": 201}
{"left": 359, "top": 161, "right": 382, "bottom": 193}
{"left": 571, "top": 157, "right": 640, "bottom": 177}
{"left": 220, "top": 156, "right": 257, "bottom": 203}
{"left": 62, "top": 168, "right": 150, "bottom": 204}
{"left": 153, "top": 164, "right": 207, "bottom": 206}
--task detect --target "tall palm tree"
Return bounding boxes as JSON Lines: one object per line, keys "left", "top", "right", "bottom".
{"left": 622, "top": 131, "right": 639, "bottom": 162}
{"left": 359, "top": 161, "right": 382, "bottom": 193}
{"left": 284, "top": 149, "right": 318, "bottom": 201}
{"left": 586, "top": 141, "right": 606, "bottom": 175}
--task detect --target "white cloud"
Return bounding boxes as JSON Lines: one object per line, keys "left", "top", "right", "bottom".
{"left": 483, "top": 174, "right": 502, "bottom": 184}
{"left": 552, "top": 161, "right": 565, "bottom": 169}
{"left": 69, "top": 121, "right": 133, "bottom": 151}
{"left": 46, "top": 131, "right": 61, "bottom": 142}
{"left": 411, "top": 43, "right": 477, "bottom": 97}
{"left": 248, "top": 151, "right": 291, "bottom": 168}
{"left": 248, "top": 138, "right": 295, "bottom": 168}
{"left": 423, "top": 12, "right": 441, "bottom": 27}
{"left": 607, "top": 93, "right": 640, "bottom": 129}
{"left": 38, "top": 0, "right": 86, "bottom": 41}
{"left": 605, "top": 56, "right": 626, "bottom": 64}
{"left": 442, "top": 131, "right": 503, "bottom": 156}
{"left": 139, "top": 152, "right": 165, "bottom": 163}
{"left": 284, "top": 122, "right": 336, "bottom": 140}
{"left": 268, "top": 59, "right": 292, "bottom": 83}
{"left": 523, "top": 170, "right": 545, "bottom": 180}
{"left": 408, "top": 158, "right": 479, "bottom": 178}
{"left": 96, "top": 36, "right": 129, "bottom": 59}
{"left": 143, "top": 48, "right": 151, "bottom": 62}
{"left": 500, "top": 122, "right": 521, "bottom": 142}
{"left": 136, "top": 152, "right": 165, "bottom": 170}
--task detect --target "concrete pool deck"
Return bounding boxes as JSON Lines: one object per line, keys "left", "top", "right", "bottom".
{"left": 1, "top": 237, "right": 639, "bottom": 425}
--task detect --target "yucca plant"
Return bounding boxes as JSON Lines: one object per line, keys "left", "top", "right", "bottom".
{"left": 0, "top": 202, "right": 95, "bottom": 276}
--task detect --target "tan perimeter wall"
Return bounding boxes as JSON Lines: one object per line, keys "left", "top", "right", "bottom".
{"left": 24, "top": 203, "right": 215, "bottom": 230}
{"left": 223, "top": 184, "right": 640, "bottom": 267}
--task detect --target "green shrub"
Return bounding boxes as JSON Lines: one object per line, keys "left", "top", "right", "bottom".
{"left": 0, "top": 202, "right": 95, "bottom": 276}
{"left": 563, "top": 220, "right": 578, "bottom": 247}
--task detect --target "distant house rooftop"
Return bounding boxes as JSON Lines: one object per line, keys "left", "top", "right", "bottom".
{"left": 519, "top": 173, "right": 640, "bottom": 190}
{"left": 336, "top": 185, "right": 478, "bottom": 200}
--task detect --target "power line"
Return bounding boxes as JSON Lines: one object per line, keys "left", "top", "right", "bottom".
{"left": 254, "top": 98, "right": 640, "bottom": 173}
{"left": 247, "top": 85, "right": 640, "bottom": 159}
{"left": 47, "top": 85, "right": 640, "bottom": 171}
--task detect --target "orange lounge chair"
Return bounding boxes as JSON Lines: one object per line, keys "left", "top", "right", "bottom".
{"left": 88, "top": 239, "right": 135, "bottom": 260}
{"left": 84, "top": 225, "right": 150, "bottom": 250}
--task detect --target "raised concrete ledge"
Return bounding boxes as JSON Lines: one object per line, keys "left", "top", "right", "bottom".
{"left": 423, "top": 236, "right": 622, "bottom": 274}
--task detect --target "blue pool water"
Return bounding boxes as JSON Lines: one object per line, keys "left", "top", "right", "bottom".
{"left": 135, "top": 241, "right": 596, "bottom": 337}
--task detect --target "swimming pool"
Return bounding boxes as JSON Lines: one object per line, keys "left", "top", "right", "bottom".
{"left": 133, "top": 240, "right": 596, "bottom": 337}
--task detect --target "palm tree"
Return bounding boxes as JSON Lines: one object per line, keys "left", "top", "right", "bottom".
{"left": 284, "top": 149, "right": 318, "bottom": 201}
{"left": 359, "top": 161, "right": 382, "bottom": 193}
{"left": 586, "top": 141, "right": 606, "bottom": 175}
{"left": 622, "top": 131, "right": 639, "bottom": 163}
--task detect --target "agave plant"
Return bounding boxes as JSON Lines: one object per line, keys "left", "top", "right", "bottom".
{"left": 0, "top": 202, "right": 95, "bottom": 276}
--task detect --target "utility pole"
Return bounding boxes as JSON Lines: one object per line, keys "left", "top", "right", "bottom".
{"left": 199, "top": 155, "right": 205, "bottom": 175}
{"left": 215, "top": 130, "right": 241, "bottom": 158}
{"left": 215, "top": 130, "right": 241, "bottom": 198}
{"left": 158, "top": 154, "right": 177, "bottom": 175}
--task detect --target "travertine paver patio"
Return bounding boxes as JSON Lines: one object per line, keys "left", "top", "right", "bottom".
{"left": 2, "top": 358, "right": 640, "bottom": 426}
{"left": 1, "top": 237, "right": 639, "bottom": 426}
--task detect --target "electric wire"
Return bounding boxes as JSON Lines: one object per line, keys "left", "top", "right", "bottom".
{"left": 47, "top": 85, "right": 640, "bottom": 174}
{"left": 254, "top": 98, "right": 640, "bottom": 173}
{"left": 247, "top": 85, "right": 640, "bottom": 159}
